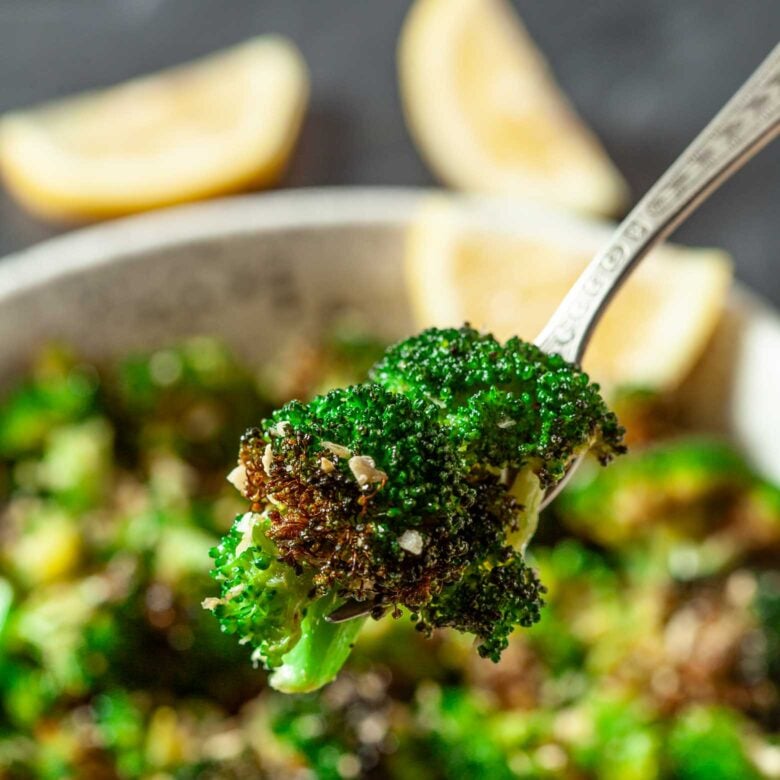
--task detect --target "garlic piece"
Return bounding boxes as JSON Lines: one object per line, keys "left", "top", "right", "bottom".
{"left": 398, "top": 529, "right": 424, "bottom": 556}
{"left": 271, "top": 420, "right": 290, "bottom": 437}
{"left": 348, "top": 455, "right": 387, "bottom": 489}
{"left": 323, "top": 441, "right": 352, "bottom": 459}
{"left": 226, "top": 464, "right": 247, "bottom": 493}
{"left": 234, "top": 512, "right": 259, "bottom": 557}
{"left": 262, "top": 443, "right": 273, "bottom": 474}
{"left": 224, "top": 584, "right": 245, "bottom": 601}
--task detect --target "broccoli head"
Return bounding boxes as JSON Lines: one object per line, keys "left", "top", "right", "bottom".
{"left": 241, "top": 384, "right": 476, "bottom": 607}
{"left": 205, "top": 511, "right": 311, "bottom": 668}
{"left": 417, "top": 548, "right": 544, "bottom": 662}
{"left": 206, "top": 326, "right": 624, "bottom": 691}
{"left": 371, "top": 326, "right": 624, "bottom": 487}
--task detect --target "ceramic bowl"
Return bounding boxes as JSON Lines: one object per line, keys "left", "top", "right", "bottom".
{"left": 0, "top": 188, "right": 777, "bottom": 480}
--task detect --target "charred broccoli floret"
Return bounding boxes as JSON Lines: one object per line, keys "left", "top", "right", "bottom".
{"left": 418, "top": 548, "right": 544, "bottom": 661}
{"left": 249, "top": 384, "right": 476, "bottom": 608}
{"left": 209, "top": 384, "right": 492, "bottom": 691}
{"left": 206, "top": 326, "right": 624, "bottom": 691}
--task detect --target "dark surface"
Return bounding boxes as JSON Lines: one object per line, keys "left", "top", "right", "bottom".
{"left": 0, "top": 0, "right": 778, "bottom": 305}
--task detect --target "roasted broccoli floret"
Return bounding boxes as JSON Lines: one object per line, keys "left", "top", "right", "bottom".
{"left": 418, "top": 548, "right": 543, "bottom": 662}
{"left": 209, "top": 384, "right": 483, "bottom": 691}
{"left": 206, "top": 326, "right": 624, "bottom": 691}
{"left": 205, "top": 512, "right": 311, "bottom": 669}
{"left": 248, "top": 384, "right": 476, "bottom": 608}
{"left": 666, "top": 706, "right": 762, "bottom": 780}
{"left": 557, "top": 438, "right": 779, "bottom": 558}
{"left": 371, "top": 326, "right": 625, "bottom": 487}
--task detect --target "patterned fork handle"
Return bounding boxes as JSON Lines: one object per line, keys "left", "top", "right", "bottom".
{"left": 536, "top": 42, "right": 780, "bottom": 364}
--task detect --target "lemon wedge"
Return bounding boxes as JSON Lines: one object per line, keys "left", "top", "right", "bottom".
{"left": 0, "top": 37, "right": 308, "bottom": 220}
{"left": 398, "top": 0, "right": 628, "bottom": 217}
{"left": 405, "top": 197, "right": 733, "bottom": 392}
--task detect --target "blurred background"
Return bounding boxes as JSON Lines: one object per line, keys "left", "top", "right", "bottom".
{"left": 0, "top": 0, "right": 779, "bottom": 306}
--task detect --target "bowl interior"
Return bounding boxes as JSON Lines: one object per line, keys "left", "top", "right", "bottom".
{"left": 0, "top": 188, "right": 778, "bottom": 480}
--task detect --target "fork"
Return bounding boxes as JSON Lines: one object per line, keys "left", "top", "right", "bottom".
{"left": 535, "top": 40, "right": 780, "bottom": 509}
{"left": 327, "top": 41, "right": 780, "bottom": 624}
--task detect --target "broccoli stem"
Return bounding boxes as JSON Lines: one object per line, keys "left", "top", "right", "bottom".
{"left": 269, "top": 592, "right": 366, "bottom": 693}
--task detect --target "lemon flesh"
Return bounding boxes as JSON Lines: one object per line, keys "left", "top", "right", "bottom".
{"left": 0, "top": 37, "right": 309, "bottom": 220}
{"left": 399, "top": 0, "right": 628, "bottom": 217}
{"left": 405, "top": 197, "right": 732, "bottom": 393}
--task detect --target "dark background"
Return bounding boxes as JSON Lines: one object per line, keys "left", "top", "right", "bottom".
{"left": 0, "top": 0, "right": 778, "bottom": 306}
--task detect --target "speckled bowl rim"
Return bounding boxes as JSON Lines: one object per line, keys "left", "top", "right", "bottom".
{"left": 0, "top": 188, "right": 428, "bottom": 300}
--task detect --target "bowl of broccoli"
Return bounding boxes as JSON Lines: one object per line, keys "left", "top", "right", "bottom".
{"left": 0, "top": 188, "right": 779, "bottom": 778}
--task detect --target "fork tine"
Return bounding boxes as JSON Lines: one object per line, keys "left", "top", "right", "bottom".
{"left": 325, "top": 597, "right": 385, "bottom": 623}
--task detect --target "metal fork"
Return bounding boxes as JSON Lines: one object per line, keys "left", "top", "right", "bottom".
{"left": 327, "top": 41, "right": 780, "bottom": 624}
{"left": 535, "top": 39, "right": 780, "bottom": 510}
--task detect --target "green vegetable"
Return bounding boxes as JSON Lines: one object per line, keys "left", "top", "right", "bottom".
{"left": 666, "top": 706, "right": 761, "bottom": 780}
{"left": 38, "top": 417, "right": 113, "bottom": 510}
{"left": 1, "top": 332, "right": 778, "bottom": 779}
{"left": 115, "top": 338, "right": 267, "bottom": 470}
{"left": 269, "top": 592, "right": 365, "bottom": 693}
{"left": 558, "top": 438, "right": 776, "bottom": 554}
{"left": 207, "top": 512, "right": 313, "bottom": 670}
{"left": 569, "top": 693, "right": 661, "bottom": 780}
{"left": 93, "top": 692, "right": 146, "bottom": 778}
{"left": 410, "top": 686, "right": 515, "bottom": 780}
{"left": 417, "top": 546, "right": 543, "bottom": 662}
{"left": 371, "top": 326, "right": 624, "bottom": 486}
{"left": 0, "top": 348, "right": 98, "bottom": 458}
{"left": 562, "top": 437, "right": 748, "bottom": 514}
{"left": 269, "top": 670, "right": 392, "bottom": 779}
{"left": 207, "top": 326, "right": 623, "bottom": 690}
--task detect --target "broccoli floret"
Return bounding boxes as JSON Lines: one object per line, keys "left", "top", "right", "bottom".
{"left": 206, "top": 512, "right": 311, "bottom": 669}
{"left": 246, "top": 384, "right": 476, "bottom": 607}
{"left": 207, "top": 326, "right": 623, "bottom": 691}
{"left": 371, "top": 326, "right": 624, "bottom": 487}
{"left": 557, "top": 438, "right": 763, "bottom": 550}
{"left": 418, "top": 548, "right": 544, "bottom": 661}
{"left": 208, "top": 384, "right": 482, "bottom": 691}
{"left": 666, "top": 706, "right": 762, "bottom": 780}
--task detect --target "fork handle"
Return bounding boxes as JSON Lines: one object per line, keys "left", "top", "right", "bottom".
{"left": 535, "top": 42, "right": 780, "bottom": 364}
